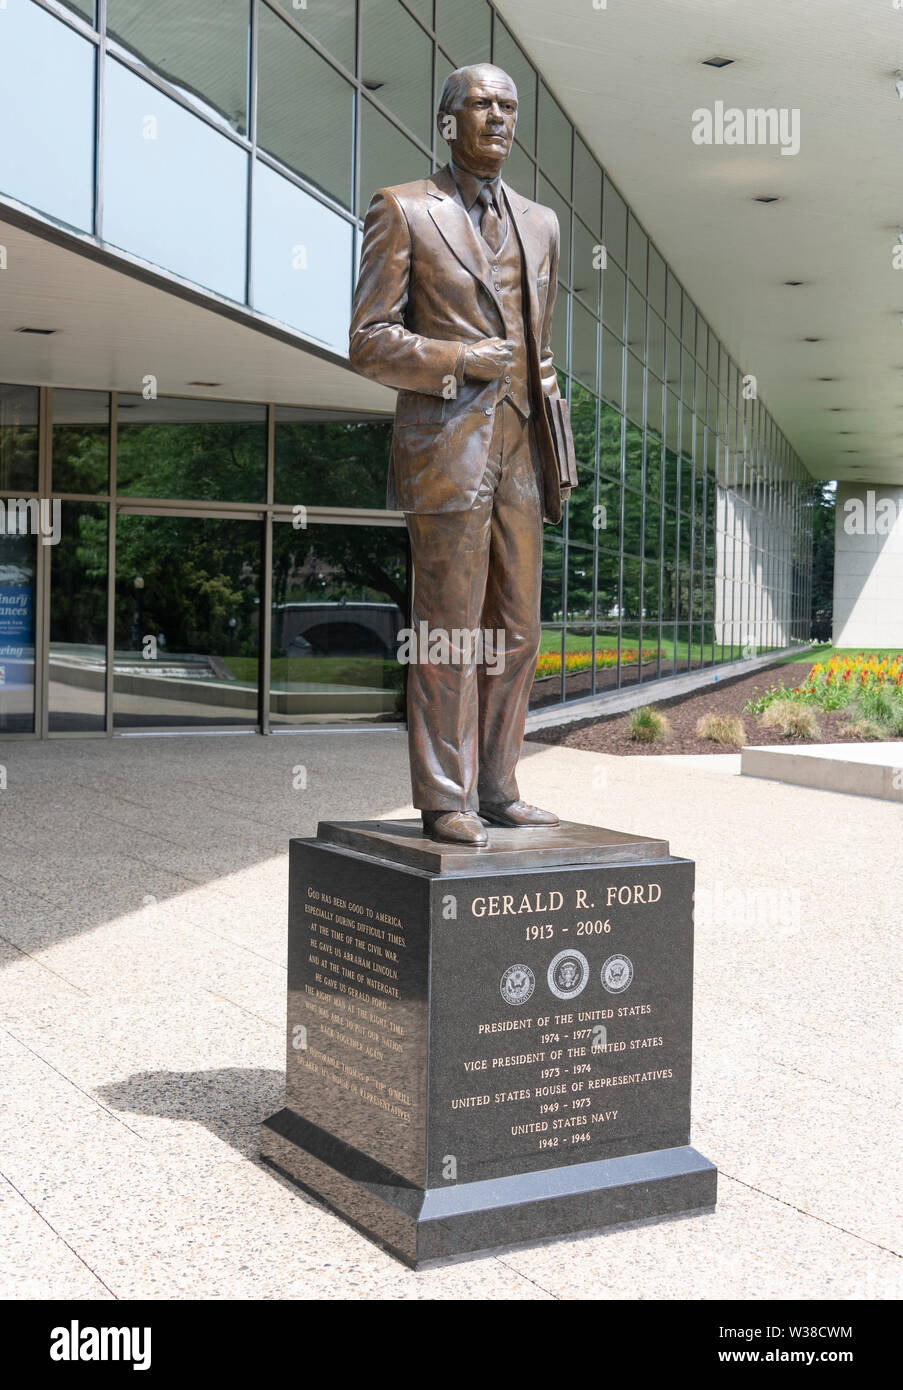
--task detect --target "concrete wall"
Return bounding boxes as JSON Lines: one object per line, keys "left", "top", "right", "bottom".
{"left": 833, "top": 483, "right": 903, "bottom": 649}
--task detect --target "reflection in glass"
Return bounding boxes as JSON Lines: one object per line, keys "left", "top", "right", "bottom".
{"left": 258, "top": 6, "right": 354, "bottom": 208}
{"left": 501, "top": 142, "right": 535, "bottom": 200}
{"left": 253, "top": 162, "right": 353, "bottom": 351}
{"left": 573, "top": 218, "right": 601, "bottom": 313}
{"left": 270, "top": 522, "right": 407, "bottom": 726}
{"left": 538, "top": 86, "right": 572, "bottom": 192}
{"left": 103, "top": 59, "right": 248, "bottom": 301}
{"left": 274, "top": 411, "right": 392, "bottom": 508}
{"left": 0, "top": 527, "right": 35, "bottom": 733}
{"left": 361, "top": 0, "right": 433, "bottom": 148}
{"left": 360, "top": 100, "right": 430, "bottom": 213}
{"left": 602, "top": 176, "right": 627, "bottom": 266}
{"left": 273, "top": 0, "right": 356, "bottom": 72}
{"left": 436, "top": 0, "right": 491, "bottom": 65}
{"left": 573, "top": 137, "right": 602, "bottom": 231}
{"left": 52, "top": 391, "right": 110, "bottom": 495}
{"left": 493, "top": 23, "right": 537, "bottom": 154}
{"left": 601, "top": 329, "right": 623, "bottom": 411}
{"left": 538, "top": 175, "right": 570, "bottom": 285}
{"left": 116, "top": 397, "right": 266, "bottom": 503}
{"left": 114, "top": 515, "right": 261, "bottom": 729}
{"left": 0, "top": 386, "right": 39, "bottom": 493}
{"left": 107, "top": 0, "right": 249, "bottom": 133}
{"left": 0, "top": 0, "right": 95, "bottom": 231}
{"left": 59, "top": 1, "right": 95, "bottom": 22}
{"left": 570, "top": 300, "right": 598, "bottom": 392}
{"left": 49, "top": 503, "right": 107, "bottom": 732}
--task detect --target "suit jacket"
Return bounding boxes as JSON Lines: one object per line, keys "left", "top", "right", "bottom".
{"left": 348, "top": 163, "right": 573, "bottom": 524}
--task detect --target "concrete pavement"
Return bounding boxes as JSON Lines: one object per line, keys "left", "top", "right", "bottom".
{"left": 0, "top": 732, "right": 899, "bottom": 1299}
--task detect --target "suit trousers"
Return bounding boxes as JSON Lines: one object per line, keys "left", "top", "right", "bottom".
{"left": 404, "top": 399, "right": 544, "bottom": 811}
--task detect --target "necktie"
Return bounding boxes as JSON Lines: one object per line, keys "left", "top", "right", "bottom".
{"left": 478, "top": 184, "right": 504, "bottom": 255}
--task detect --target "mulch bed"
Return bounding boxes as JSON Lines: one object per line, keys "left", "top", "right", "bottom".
{"left": 527, "top": 660, "right": 903, "bottom": 756}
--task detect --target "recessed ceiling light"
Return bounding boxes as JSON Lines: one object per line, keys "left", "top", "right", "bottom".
{"left": 803, "top": 337, "right": 823, "bottom": 342}
{"left": 828, "top": 407, "right": 847, "bottom": 411}
{"left": 702, "top": 57, "right": 735, "bottom": 68}
{"left": 362, "top": 79, "right": 385, "bottom": 91}
{"left": 754, "top": 196, "right": 780, "bottom": 204}
{"left": 187, "top": 381, "right": 222, "bottom": 387}
{"left": 784, "top": 280, "right": 806, "bottom": 286}
{"left": 816, "top": 377, "right": 837, "bottom": 382}
{"left": 15, "top": 326, "right": 57, "bottom": 334}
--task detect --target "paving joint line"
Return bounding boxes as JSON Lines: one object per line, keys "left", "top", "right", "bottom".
{"left": 0, "top": 1168, "right": 118, "bottom": 1298}
{"left": 719, "top": 1170, "right": 902, "bottom": 1259}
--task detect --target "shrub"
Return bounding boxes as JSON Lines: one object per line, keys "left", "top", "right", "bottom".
{"left": 845, "top": 718, "right": 887, "bottom": 741}
{"left": 758, "top": 700, "right": 821, "bottom": 740}
{"left": 628, "top": 705, "right": 671, "bottom": 743}
{"left": 695, "top": 713, "right": 746, "bottom": 746}
{"left": 851, "top": 685, "right": 903, "bottom": 735}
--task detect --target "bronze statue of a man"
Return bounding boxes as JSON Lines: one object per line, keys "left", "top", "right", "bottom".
{"left": 349, "top": 63, "right": 576, "bottom": 846}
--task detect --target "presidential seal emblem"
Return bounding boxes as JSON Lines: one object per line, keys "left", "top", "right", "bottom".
{"left": 601, "top": 953, "right": 634, "bottom": 994}
{"left": 547, "top": 948, "right": 589, "bottom": 1001}
{"left": 500, "top": 964, "right": 535, "bottom": 1006}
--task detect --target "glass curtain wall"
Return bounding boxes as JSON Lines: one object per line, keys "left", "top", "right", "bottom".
{"left": 0, "top": 0, "right": 814, "bottom": 730}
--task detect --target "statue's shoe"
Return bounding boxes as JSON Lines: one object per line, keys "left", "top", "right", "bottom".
{"left": 421, "top": 810, "right": 489, "bottom": 846}
{"left": 479, "top": 799, "right": 560, "bottom": 828}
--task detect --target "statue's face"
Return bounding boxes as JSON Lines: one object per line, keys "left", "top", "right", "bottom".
{"left": 446, "top": 71, "right": 518, "bottom": 175}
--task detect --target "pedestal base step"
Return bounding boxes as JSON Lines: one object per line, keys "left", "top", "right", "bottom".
{"left": 261, "top": 1108, "right": 717, "bottom": 1268}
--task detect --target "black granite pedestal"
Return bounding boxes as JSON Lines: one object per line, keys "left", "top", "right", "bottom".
{"left": 261, "top": 820, "right": 717, "bottom": 1267}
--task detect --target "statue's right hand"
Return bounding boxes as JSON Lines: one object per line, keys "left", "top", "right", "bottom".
{"left": 463, "top": 337, "right": 515, "bottom": 381}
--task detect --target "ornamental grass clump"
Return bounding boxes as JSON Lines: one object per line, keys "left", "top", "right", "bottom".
{"left": 628, "top": 705, "right": 671, "bottom": 743}
{"left": 758, "top": 699, "right": 821, "bottom": 740}
{"left": 845, "top": 718, "right": 887, "bottom": 741}
{"left": 850, "top": 683, "right": 903, "bottom": 736}
{"left": 695, "top": 713, "right": 746, "bottom": 746}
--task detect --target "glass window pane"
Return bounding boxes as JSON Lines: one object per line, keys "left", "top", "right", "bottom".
{"left": 60, "top": 1, "right": 95, "bottom": 23}
{"left": 568, "top": 384, "right": 597, "bottom": 474}
{"left": 436, "top": 0, "right": 491, "bottom": 64}
{"left": 625, "top": 355, "right": 644, "bottom": 430}
{"left": 49, "top": 502, "right": 108, "bottom": 733}
{"left": 601, "top": 260, "right": 625, "bottom": 336}
{"left": 626, "top": 281, "right": 646, "bottom": 357}
{"left": 573, "top": 218, "right": 601, "bottom": 313}
{"left": 666, "top": 267, "right": 682, "bottom": 330}
{"left": 107, "top": 0, "right": 249, "bottom": 134}
{"left": 273, "top": 0, "right": 356, "bottom": 72}
{"left": 0, "top": 526, "right": 36, "bottom": 732}
{"left": 648, "top": 246, "right": 666, "bottom": 315}
{"left": 570, "top": 300, "right": 598, "bottom": 391}
{"left": 52, "top": 390, "right": 110, "bottom": 495}
{"left": 0, "top": 0, "right": 95, "bottom": 231}
{"left": 253, "top": 161, "right": 353, "bottom": 352}
{"left": 538, "top": 175, "right": 570, "bottom": 284}
{"left": 274, "top": 410, "right": 392, "bottom": 508}
{"left": 114, "top": 515, "right": 261, "bottom": 729}
{"left": 647, "top": 311, "right": 665, "bottom": 379}
{"left": 406, "top": 0, "right": 434, "bottom": 25}
{"left": 360, "top": 99, "right": 431, "bottom": 212}
{"left": 270, "top": 521, "right": 407, "bottom": 726}
{"left": 597, "top": 477, "right": 620, "bottom": 548}
{"left": 0, "top": 386, "right": 39, "bottom": 492}
{"left": 602, "top": 176, "right": 627, "bottom": 266}
{"left": 361, "top": 0, "right": 433, "bottom": 148}
{"left": 573, "top": 136, "right": 602, "bottom": 231}
{"left": 116, "top": 396, "right": 267, "bottom": 502}
{"left": 627, "top": 213, "right": 647, "bottom": 291}
{"left": 501, "top": 140, "right": 535, "bottom": 199}
{"left": 103, "top": 60, "right": 248, "bottom": 302}
{"left": 493, "top": 23, "right": 536, "bottom": 154}
{"left": 258, "top": 7, "right": 354, "bottom": 208}
{"left": 538, "top": 85, "right": 572, "bottom": 192}
{"left": 598, "top": 402, "right": 621, "bottom": 478}
{"left": 601, "top": 329, "right": 623, "bottom": 411}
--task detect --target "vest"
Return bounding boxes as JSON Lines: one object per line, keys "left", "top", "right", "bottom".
{"left": 486, "top": 221, "right": 531, "bottom": 419}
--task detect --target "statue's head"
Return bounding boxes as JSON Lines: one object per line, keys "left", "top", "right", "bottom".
{"left": 437, "top": 63, "right": 518, "bottom": 177}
